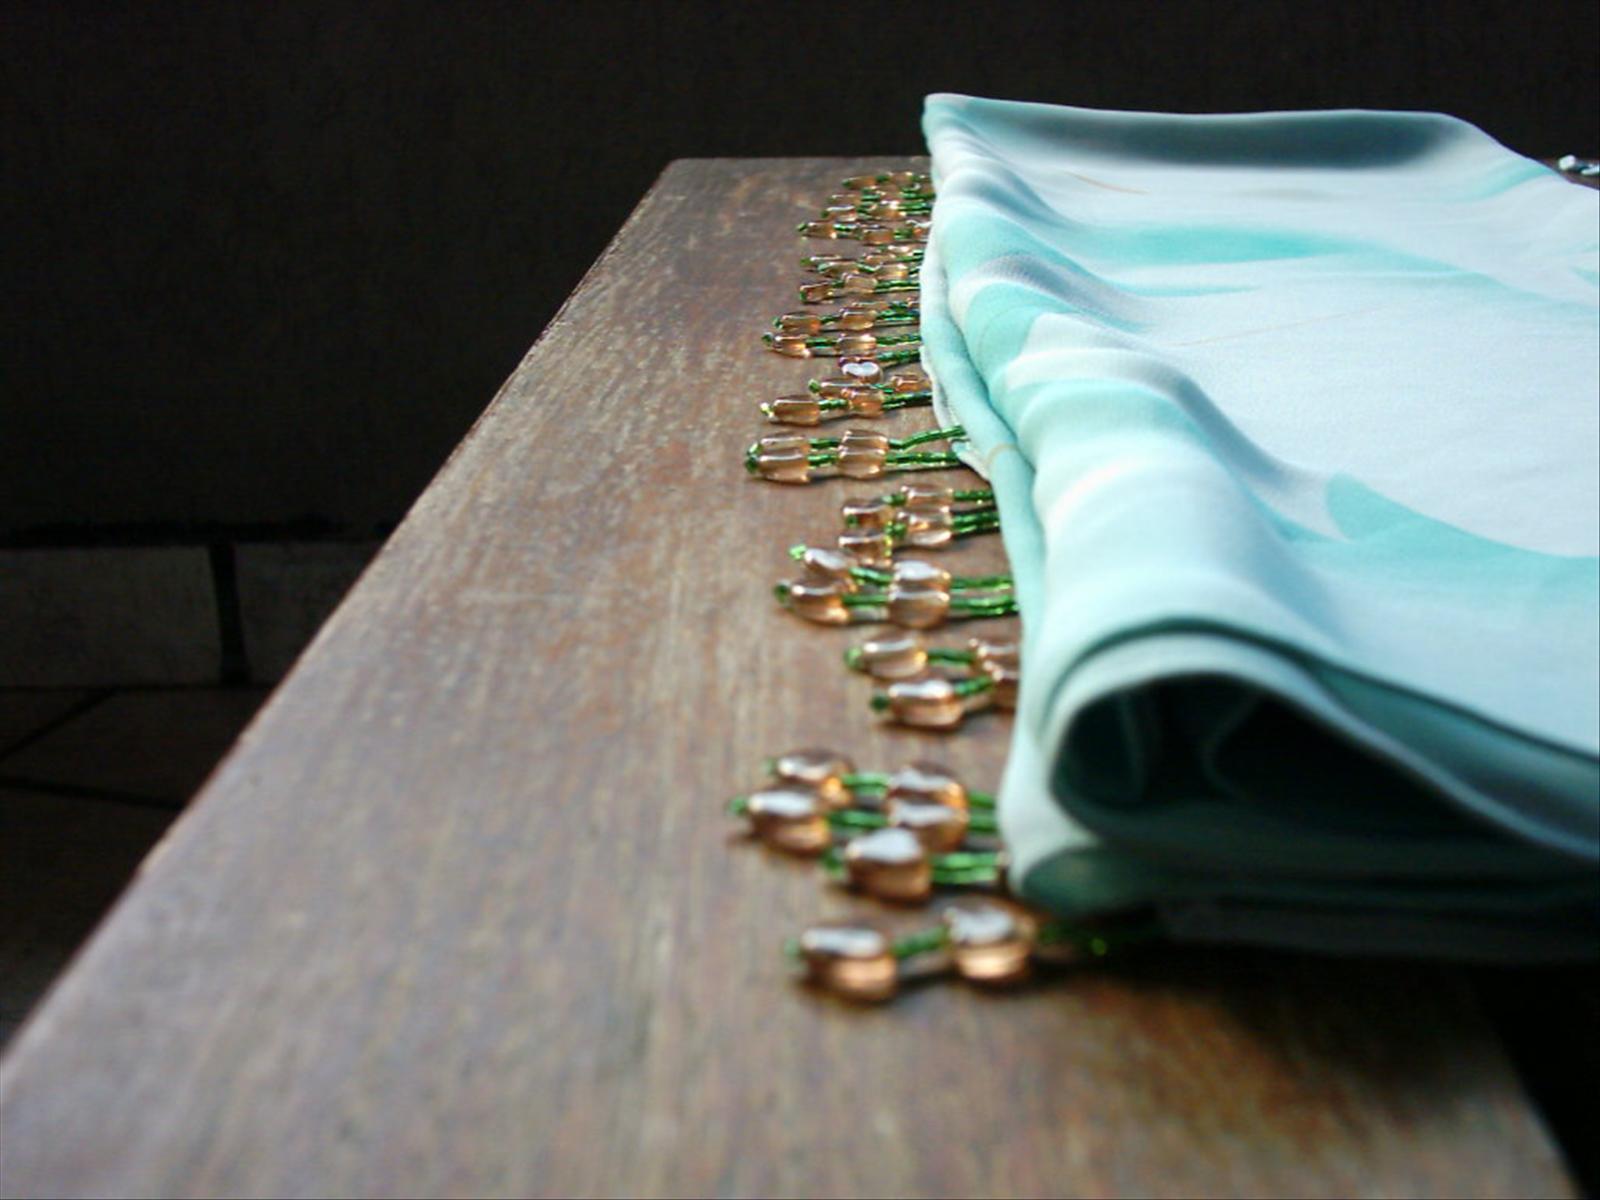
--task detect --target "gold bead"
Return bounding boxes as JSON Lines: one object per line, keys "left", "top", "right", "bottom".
{"left": 841, "top": 296, "right": 895, "bottom": 314}
{"left": 822, "top": 203, "right": 857, "bottom": 222}
{"left": 836, "top": 332, "right": 878, "bottom": 356}
{"left": 834, "top": 383, "right": 880, "bottom": 410}
{"left": 899, "top": 509, "right": 955, "bottom": 549}
{"left": 943, "top": 902, "right": 1035, "bottom": 986}
{"left": 901, "top": 483, "right": 953, "bottom": 509}
{"left": 841, "top": 497, "right": 893, "bottom": 530}
{"left": 837, "top": 429, "right": 891, "bottom": 479}
{"left": 842, "top": 429, "right": 890, "bottom": 450}
{"left": 859, "top": 224, "right": 895, "bottom": 246}
{"left": 874, "top": 261, "right": 912, "bottom": 281}
{"left": 854, "top": 630, "right": 928, "bottom": 680}
{"left": 835, "top": 310, "right": 876, "bottom": 332}
{"left": 777, "top": 312, "right": 823, "bottom": 334}
{"left": 800, "top": 221, "right": 839, "bottom": 239}
{"left": 772, "top": 748, "right": 856, "bottom": 810}
{"left": 768, "top": 333, "right": 812, "bottom": 358}
{"left": 969, "top": 637, "right": 1020, "bottom": 672}
{"left": 783, "top": 580, "right": 851, "bottom": 625}
{"left": 887, "top": 584, "right": 951, "bottom": 629}
{"left": 841, "top": 175, "right": 874, "bottom": 191}
{"left": 837, "top": 449, "right": 886, "bottom": 480}
{"left": 885, "top": 762, "right": 969, "bottom": 810}
{"left": 843, "top": 827, "right": 932, "bottom": 903}
{"left": 798, "top": 923, "right": 898, "bottom": 1002}
{"left": 892, "top": 559, "right": 952, "bottom": 591}
{"left": 887, "top": 796, "right": 970, "bottom": 853}
{"left": 841, "top": 272, "right": 878, "bottom": 296}
{"left": 755, "top": 432, "right": 809, "bottom": 455}
{"left": 800, "top": 281, "right": 835, "bottom": 303}
{"left": 845, "top": 388, "right": 884, "bottom": 417}
{"left": 886, "top": 367, "right": 929, "bottom": 393}
{"left": 767, "top": 395, "right": 822, "bottom": 426}
{"left": 887, "top": 170, "right": 924, "bottom": 190}
{"left": 745, "top": 787, "right": 832, "bottom": 855}
{"left": 969, "top": 640, "right": 1020, "bottom": 709}
{"left": 966, "top": 633, "right": 1017, "bottom": 662}
{"left": 756, "top": 450, "right": 811, "bottom": 484}
{"left": 838, "top": 528, "right": 892, "bottom": 568}
{"left": 988, "top": 664, "right": 1020, "bottom": 710}
{"left": 800, "top": 545, "right": 860, "bottom": 590}
{"left": 885, "top": 677, "right": 964, "bottom": 728}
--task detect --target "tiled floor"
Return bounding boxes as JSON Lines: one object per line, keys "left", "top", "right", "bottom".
{"left": 0, "top": 690, "right": 94, "bottom": 753}
{"left": 0, "top": 788, "right": 175, "bottom": 1043}
{"left": 0, "top": 539, "right": 371, "bottom": 1052}
{"left": 2, "top": 688, "right": 268, "bottom": 802}
{"left": 0, "top": 686, "right": 268, "bottom": 1047}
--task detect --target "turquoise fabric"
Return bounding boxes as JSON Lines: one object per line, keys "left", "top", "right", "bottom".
{"left": 919, "top": 95, "right": 1600, "bottom": 960}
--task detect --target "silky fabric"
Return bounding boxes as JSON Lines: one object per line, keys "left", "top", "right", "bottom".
{"left": 919, "top": 95, "right": 1599, "bottom": 960}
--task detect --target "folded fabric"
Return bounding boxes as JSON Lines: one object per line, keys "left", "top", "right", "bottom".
{"left": 919, "top": 95, "right": 1600, "bottom": 961}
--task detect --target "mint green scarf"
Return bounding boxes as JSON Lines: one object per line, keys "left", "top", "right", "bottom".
{"left": 919, "top": 96, "right": 1599, "bottom": 960}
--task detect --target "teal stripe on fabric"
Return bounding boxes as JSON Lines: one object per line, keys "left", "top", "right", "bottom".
{"left": 919, "top": 95, "right": 1600, "bottom": 961}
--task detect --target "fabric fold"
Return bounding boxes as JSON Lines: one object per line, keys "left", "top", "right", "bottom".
{"left": 919, "top": 95, "right": 1600, "bottom": 960}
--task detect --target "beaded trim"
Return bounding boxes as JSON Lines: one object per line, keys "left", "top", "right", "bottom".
{"left": 725, "top": 167, "right": 1157, "bottom": 1003}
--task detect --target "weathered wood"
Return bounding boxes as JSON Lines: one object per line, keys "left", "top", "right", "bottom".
{"left": 0, "top": 159, "right": 1574, "bottom": 1199}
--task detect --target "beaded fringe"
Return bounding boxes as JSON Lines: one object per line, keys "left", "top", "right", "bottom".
{"left": 727, "top": 169, "right": 1157, "bottom": 1003}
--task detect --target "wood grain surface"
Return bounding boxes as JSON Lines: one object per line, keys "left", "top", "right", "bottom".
{"left": 0, "top": 159, "right": 1575, "bottom": 1199}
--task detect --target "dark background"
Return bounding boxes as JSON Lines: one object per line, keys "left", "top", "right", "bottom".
{"left": 0, "top": 9, "right": 1596, "bottom": 1184}
{"left": 3, "top": 0, "right": 1598, "bottom": 543}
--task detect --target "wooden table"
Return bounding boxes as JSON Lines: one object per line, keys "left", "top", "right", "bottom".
{"left": 0, "top": 159, "right": 1576, "bottom": 1199}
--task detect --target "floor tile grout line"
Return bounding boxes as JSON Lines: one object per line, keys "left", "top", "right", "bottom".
{"left": 0, "top": 775, "right": 186, "bottom": 813}
{"left": 208, "top": 541, "right": 251, "bottom": 685}
{"left": 3, "top": 682, "right": 268, "bottom": 696}
{"left": 0, "top": 688, "right": 116, "bottom": 762}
